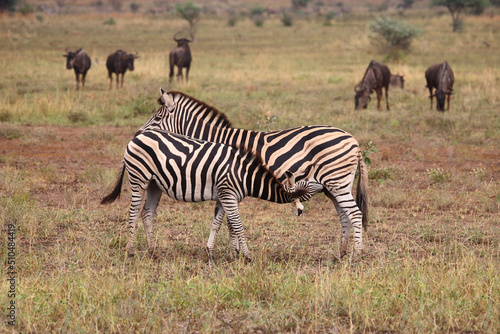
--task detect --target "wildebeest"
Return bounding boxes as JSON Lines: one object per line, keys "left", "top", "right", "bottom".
{"left": 106, "top": 50, "right": 138, "bottom": 89}
{"left": 425, "top": 61, "right": 455, "bottom": 112}
{"left": 169, "top": 33, "right": 193, "bottom": 83}
{"left": 354, "top": 60, "right": 391, "bottom": 111}
{"left": 390, "top": 74, "right": 405, "bottom": 89}
{"left": 63, "top": 48, "right": 91, "bottom": 90}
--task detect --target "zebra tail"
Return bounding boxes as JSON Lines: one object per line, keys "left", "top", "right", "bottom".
{"left": 356, "top": 153, "right": 369, "bottom": 231}
{"left": 101, "top": 161, "right": 126, "bottom": 205}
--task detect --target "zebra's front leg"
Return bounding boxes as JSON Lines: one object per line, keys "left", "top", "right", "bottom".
{"left": 220, "top": 196, "right": 252, "bottom": 262}
{"left": 206, "top": 201, "right": 225, "bottom": 263}
{"left": 127, "top": 184, "right": 147, "bottom": 258}
{"left": 142, "top": 182, "right": 163, "bottom": 259}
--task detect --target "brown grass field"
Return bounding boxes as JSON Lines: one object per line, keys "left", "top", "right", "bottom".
{"left": 0, "top": 3, "right": 499, "bottom": 333}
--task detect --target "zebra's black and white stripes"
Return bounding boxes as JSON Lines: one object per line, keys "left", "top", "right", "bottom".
{"left": 101, "top": 130, "right": 320, "bottom": 261}
{"left": 136, "top": 89, "right": 369, "bottom": 258}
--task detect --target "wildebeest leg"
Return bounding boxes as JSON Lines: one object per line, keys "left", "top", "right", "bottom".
{"left": 108, "top": 72, "right": 113, "bottom": 90}
{"left": 116, "top": 73, "right": 120, "bottom": 89}
{"left": 120, "top": 73, "right": 125, "bottom": 88}
{"left": 169, "top": 65, "right": 174, "bottom": 83}
{"left": 75, "top": 72, "right": 80, "bottom": 91}
{"left": 177, "top": 65, "right": 183, "bottom": 82}
{"left": 376, "top": 88, "right": 382, "bottom": 111}
{"left": 385, "top": 86, "right": 390, "bottom": 110}
{"left": 81, "top": 73, "right": 86, "bottom": 91}
{"left": 447, "top": 94, "right": 451, "bottom": 111}
{"left": 142, "top": 181, "right": 162, "bottom": 258}
{"left": 428, "top": 87, "right": 434, "bottom": 110}
{"left": 185, "top": 64, "right": 190, "bottom": 83}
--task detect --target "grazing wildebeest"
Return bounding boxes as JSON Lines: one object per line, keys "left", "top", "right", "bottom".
{"left": 390, "top": 74, "right": 405, "bottom": 89}
{"left": 106, "top": 50, "right": 138, "bottom": 89}
{"left": 354, "top": 60, "right": 391, "bottom": 111}
{"left": 425, "top": 61, "right": 455, "bottom": 112}
{"left": 63, "top": 48, "right": 91, "bottom": 90}
{"left": 169, "top": 33, "right": 193, "bottom": 83}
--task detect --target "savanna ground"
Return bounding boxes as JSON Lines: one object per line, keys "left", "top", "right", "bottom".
{"left": 0, "top": 4, "right": 499, "bottom": 333}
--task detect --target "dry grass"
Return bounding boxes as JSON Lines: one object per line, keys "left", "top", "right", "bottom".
{"left": 0, "top": 9, "right": 499, "bottom": 333}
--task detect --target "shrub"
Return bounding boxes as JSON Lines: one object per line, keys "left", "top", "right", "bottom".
{"left": 18, "top": 3, "right": 34, "bottom": 15}
{"left": 281, "top": 12, "right": 293, "bottom": 26}
{"left": 360, "top": 140, "right": 378, "bottom": 166}
{"left": 250, "top": 7, "right": 266, "bottom": 27}
{"left": 103, "top": 17, "right": 116, "bottom": 25}
{"left": 228, "top": 16, "right": 237, "bottom": 27}
{"left": 426, "top": 168, "right": 451, "bottom": 184}
{"left": 324, "top": 11, "right": 336, "bottom": 26}
{"left": 369, "top": 17, "right": 421, "bottom": 52}
{"left": 292, "top": 0, "right": 312, "bottom": 9}
{"left": 130, "top": 1, "right": 139, "bottom": 13}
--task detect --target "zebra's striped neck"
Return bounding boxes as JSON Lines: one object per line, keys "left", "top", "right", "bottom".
{"left": 234, "top": 148, "right": 297, "bottom": 204}
{"left": 168, "top": 92, "right": 264, "bottom": 152}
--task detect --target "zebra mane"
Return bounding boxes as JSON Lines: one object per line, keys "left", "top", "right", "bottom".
{"left": 158, "top": 91, "right": 233, "bottom": 129}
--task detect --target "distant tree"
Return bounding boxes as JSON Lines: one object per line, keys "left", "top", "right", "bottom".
{"left": 130, "top": 1, "right": 139, "bottom": 13}
{"left": 402, "top": 0, "right": 415, "bottom": 8}
{"left": 0, "top": 0, "right": 18, "bottom": 13}
{"left": 175, "top": 1, "right": 200, "bottom": 33}
{"left": 431, "top": 0, "right": 491, "bottom": 32}
{"left": 369, "top": 16, "right": 420, "bottom": 51}
{"left": 292, "top": 0, "right": 312, "bottom": 9}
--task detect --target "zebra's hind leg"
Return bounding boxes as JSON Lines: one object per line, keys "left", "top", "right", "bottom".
{"left": 142, "top": 181, "right": 163, "bottom": 259}
{"left": 127, "top": 182, "right": 148, "bottom": 258}
{"left": 324, "top": 191, "right": 351, "bottom": 259}
{"left": 206, "top": 201, "right": 225, "bottom": 263}
{"left": 325, "top": 188, "right": 363, "bottom": 259}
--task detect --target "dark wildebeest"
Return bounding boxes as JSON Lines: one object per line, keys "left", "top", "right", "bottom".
{"left": 390, "top": 74, "right": 405, "bottom": 89}
{"left": 63, "top": 48, "right": 91, "bottom": 90}
{"left": 169, "top": 33, "right": 193, "bottom": 83}
{"left": 106, "top": 50, "right": 139, "bottom": 89}
{"left": 425, "top": 61, "right": 455, "bottom": 112}
{"left": 354, "top": 60, "right": 391, "bottom": 111}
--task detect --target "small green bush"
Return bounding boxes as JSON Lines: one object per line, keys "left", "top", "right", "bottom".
{"left": 18, "top": 3, "right": 34, "bottom": 15}
{"left": 426, "top": 168, "right": 451, "bottom": 184}
{"left": 369, "top": 16, "right": 421, "bottom": 52}
{"left": 103, "top": 17, "right": 116, "bottom": 25}
{"left": 281, "top": 12, "right": 293, "bottom": 26}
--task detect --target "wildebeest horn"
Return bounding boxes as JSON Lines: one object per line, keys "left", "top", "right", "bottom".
{"left": 134, "top": 50, "right": 139, "bottom": 58}
{"left": 173, "top": 32, "right": 181, "bottom": 42}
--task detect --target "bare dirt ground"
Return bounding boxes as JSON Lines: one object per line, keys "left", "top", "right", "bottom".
{"left": 2, "top": 125, "right": 498, "bottom": 183}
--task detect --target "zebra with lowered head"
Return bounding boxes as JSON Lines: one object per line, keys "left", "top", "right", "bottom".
{"left": 135, "top": 89, "right": 369, "bottom": 259}
{"left": 101, "top": 129, "right": 322, "bottom": 262}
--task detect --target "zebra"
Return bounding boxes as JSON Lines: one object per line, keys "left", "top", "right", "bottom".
{"left": 135, "top": 89, "right": 369, "bottom": 259}
{"left": 101, "top": 129, "right": 323, "bottom": 261}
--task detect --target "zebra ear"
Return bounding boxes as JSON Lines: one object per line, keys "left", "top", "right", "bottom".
{"left": 159, "top": 88, "right": 176, "bottom": 112}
